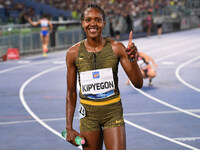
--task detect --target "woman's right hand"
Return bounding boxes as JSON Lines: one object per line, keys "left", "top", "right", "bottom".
{"left": 66, "top": 128, "right": 85, "bottom": 146}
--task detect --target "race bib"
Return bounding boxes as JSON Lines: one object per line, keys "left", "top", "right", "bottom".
{"left": 80, "top": 68, "right": 115, "bottom": 99}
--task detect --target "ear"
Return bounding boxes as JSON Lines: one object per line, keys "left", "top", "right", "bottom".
{"left": 103, "top": 20, "right": 106, "bottom": 28}
{"left": 81, "top": 20, "right": 84, "bottom": 28}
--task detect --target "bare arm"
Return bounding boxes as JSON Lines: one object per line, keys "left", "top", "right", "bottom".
{"left": 48, "top": 20, "right": 53, "bottom": 32}
{"left": 66, "top": 47, "right": 77, "bottom": 131}
{"left": 65, "top": 44, "right": 85, "bottom": 146}
{"left": 27, "top": 17, "right": 41, "bottom": 26}
{"left": 139, "top": 52, "right": 158, "bottom": 68}
{"left": 112, "top": 31, "right": 143, "bottom": 88}
{"left": 149, "top": 56, "right": 158, "bottom": 68}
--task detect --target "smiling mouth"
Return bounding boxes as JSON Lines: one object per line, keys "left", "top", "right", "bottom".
{"left": 88, "top": 28, "right": 98, "bottom": 33}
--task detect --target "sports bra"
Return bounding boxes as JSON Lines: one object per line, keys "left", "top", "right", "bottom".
{"left": 41, "top": 19, "right": 48, "bottom": 27}
{"left": 137, "top": 56, "right": 149, "bottom": 68}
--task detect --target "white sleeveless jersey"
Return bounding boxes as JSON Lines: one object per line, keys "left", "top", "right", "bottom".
{"left": 41, "top": 19, "right": 48, "bottom": 27}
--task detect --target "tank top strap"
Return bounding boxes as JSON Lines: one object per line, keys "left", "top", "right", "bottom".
{"left": 104, "top": 38, "right": 111, "bottom": 49}
{"left": 78, "top": 38, "right": 111, "bottom": 55}
{"left": 78, "top": 40, "right": 88, "bottom": 58}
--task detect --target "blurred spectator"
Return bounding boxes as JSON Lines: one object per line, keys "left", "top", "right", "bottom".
{"left": 113, "top": 12, "right": 124, "bottom": 40}
{"left": 125, "top": 10, "right": 133, "bottom": 33}
{"left": 58, "top": 13, "right": 64, "bottom": 22}
{"left": 145, "top": 11, "right": 153, "bottom": 37}
{"left": 0, "top": 0, "right": 198, "bottom": 40}
{"left": 154, "top": 12, "right": 164, "bottom": 38}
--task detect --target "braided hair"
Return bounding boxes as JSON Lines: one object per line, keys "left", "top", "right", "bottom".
{"left": 81, "top": 4, "right": 105, "bottom": 21}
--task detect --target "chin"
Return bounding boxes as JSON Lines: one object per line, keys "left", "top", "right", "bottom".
{"left": 87, "top": 33, "right": 99, "bottom": 38}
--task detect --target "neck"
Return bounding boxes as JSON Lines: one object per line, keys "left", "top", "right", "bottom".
{"left": 85, "top": 36, "right": 105, "bottom": 52}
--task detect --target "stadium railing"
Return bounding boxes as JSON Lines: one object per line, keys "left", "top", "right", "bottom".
{"left": 0, "top": 12, "right": 199, "bottom": 59}
{"left": 0, "top": 20, "right": 82, "bottom": 56}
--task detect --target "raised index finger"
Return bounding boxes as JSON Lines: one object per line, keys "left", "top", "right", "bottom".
{"left": 128, "top": 31, "right": 133, "bottom": 47}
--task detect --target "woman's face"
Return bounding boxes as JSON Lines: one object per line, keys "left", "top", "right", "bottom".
{"left": 81, "top": 8, "right": 105, "bottom": 39}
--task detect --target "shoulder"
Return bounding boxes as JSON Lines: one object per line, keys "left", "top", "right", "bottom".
{"left": 66, "top": 42, "right": 81, "bottom": 63}
{"left": 109, "top": 39, "right": 125, "bottom": 50}
{"left": 109, "top": 39, "right": 126, "bottom": 57}
{"left": 38, "top": 19, "right": 42, "bottom": 23}
{"left": 138, "top": 52, "right": 146, "bottom": 58}
{"left": 139, "top": 52, "right": 150, "bottom": 61}
{"left": 47, "top": 19, "right": 51, "bottom": 23}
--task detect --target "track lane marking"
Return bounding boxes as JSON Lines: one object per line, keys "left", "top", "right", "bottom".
{"left": 0, "top": 57, "right": 64, "bottom": 74}
{"left": 173, "top": 137, "right": 200, "bottom": 142}
{"left": 175, "top": 56, "right": 200, "bottom": 92}
{"left": 125, "top": 120, "right": 200, "bottom": 150}
{"left": 131, "top": 84, "right": 200, "bottom": 118}
{"left": 1, "top": 109, "right": 200, "bottom": 125}
{"left": 19, "top": 65, "right": 82, "bottom": 149}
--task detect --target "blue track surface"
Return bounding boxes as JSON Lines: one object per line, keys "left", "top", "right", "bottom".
{"left": 0, "top": 29, "right": 200, "bottom": 150}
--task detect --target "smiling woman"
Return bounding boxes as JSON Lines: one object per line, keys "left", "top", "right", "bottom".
{"left": 65, "top": 4, "right": 143, "bottom": 150}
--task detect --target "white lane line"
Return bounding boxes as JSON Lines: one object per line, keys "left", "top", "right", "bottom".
{"left": 161, "top": 61, "right": 175, "bottom": 65}
{"left": 17, "top": 60, "right": 30, "bottom": 64}
{"left": 53, "top": 61, "right": 65, "bottom": 64}
{"left": 125, "top": 29, "right": 200, "bottom": 50}
{"left": 125, "top": 35, "right": 199, "bottom": 56}
{"left": 0, "top": 119, "right": 38, "bottom": 125}
{"left": 124, "top": 109, "right": 200, "bottom": 116}
{"left": 0, "top": 57, "right": 64, "bottom": 74}
{"left": 143, "top": 38, "right": 199, "bottom": 56}
{"left": 2, "top": 109, "right": 200, "bottom": 126}
{"left": 0, "top": 117, "right": 79, "bottom": 125}
{"left": 175, "top": 56, "right": 200, "bottom": 93}
{"left": 156, "top": 44, "right": 200, "bottom": 62}
{"left": 19, "top": 65, "right": 65, "bottom": 138}
{"left": 19, "top": 65, "right": 82, "bottom": 149}
{"left": 125, "top": 119, "right": 200, "bottom": 150}
{"left": 173, "top": 137, "right": 200, "bottom": 142}
{"left": 131, "top": 84, "right": 200, "bottom": 118}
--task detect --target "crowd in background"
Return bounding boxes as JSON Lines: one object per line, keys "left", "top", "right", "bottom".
{"left": 0, "top": 0, "right": 188, "bottom": 22}
{"left": 32, "top": 0, "right": 187, "bottom": 18}
{"left": 0, "top": 0, "right": 197, "bottom": 39}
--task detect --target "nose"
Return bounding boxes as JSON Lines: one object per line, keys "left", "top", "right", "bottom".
{"left": 90, "top": 19, "right": 97, "bottom": 25}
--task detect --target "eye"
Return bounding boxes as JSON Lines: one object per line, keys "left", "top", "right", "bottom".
{"left": 96, "top": 18, "right": 102, "bottom": 22}
{"left": 84, "top": 18, "right": 91, "bottom": 22}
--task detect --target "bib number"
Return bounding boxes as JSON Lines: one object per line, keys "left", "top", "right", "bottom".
{"left": 80, "top": 68, "right": 115, "bottom": 99}
{"left": 79, "top": 104, "right": 86, "bottom": 119}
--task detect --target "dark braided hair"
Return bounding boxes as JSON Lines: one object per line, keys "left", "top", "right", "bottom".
{"left": 81, "top": 4, "right": 105, "bottom": 21}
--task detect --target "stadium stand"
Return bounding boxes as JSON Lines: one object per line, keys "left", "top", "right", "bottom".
{"left": 0, "top": 0, "right": 199, "bottom": 59}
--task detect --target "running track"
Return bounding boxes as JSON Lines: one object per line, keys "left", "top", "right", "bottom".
{"left": 0, "top": 28, "right": 200, "bottom": 150}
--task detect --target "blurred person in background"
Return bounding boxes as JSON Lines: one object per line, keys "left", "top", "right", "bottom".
{"left": 112, "top": 8, "right": 124, "bottom": 40}
{"left": 154, "top": 13, "right": 164, "bottom": 38}
{"left": 27, "top": 14, "right": 53, "bottom": 57}
{"left": 145, "top": 11, "right": 153, "bottom": 37}
{"left": 127, "top": 52, "right": 157, "bottom": 86}
{"left": 113, "top": 18, "right": 122, "bottom": 40}
{"left": 125, "top": 10, "right": 133, "bottom": 34}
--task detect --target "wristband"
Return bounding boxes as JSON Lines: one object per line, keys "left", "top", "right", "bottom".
{"left": 128, "top": 57, "right": 135, "bottom": 62}
{"left": 126, "top": 47, "right": 130, "bottom": 52}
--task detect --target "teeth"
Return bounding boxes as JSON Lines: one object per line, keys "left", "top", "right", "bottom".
{"left": 89, "top": 29, "right": 97, "bottom": 32}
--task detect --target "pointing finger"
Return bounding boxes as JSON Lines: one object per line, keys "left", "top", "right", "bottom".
{"left": 128, "top": 31, "right": 133, "bottom": 47}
